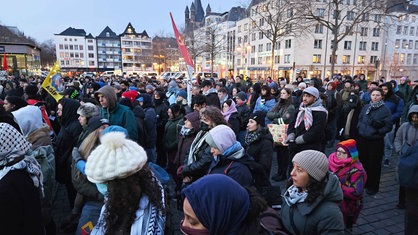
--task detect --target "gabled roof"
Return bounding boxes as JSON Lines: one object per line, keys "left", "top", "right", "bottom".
{"left": 121, "top": 22, "right": 137, "bottom": 35}
{"left": 0, "top": 25, "right": 36, "bottom": 46}
{"left": 227, "top": 7, "right": 247, "bottom": 21}
{"left": 56, "top": 27, "right": 86, "bottom": 37}
{"left": 96, "top": 26, "right": 118, "bottom": 38}
{"left": 139, "top": 30, "right": 149, "bottom": 38}
{"left": 86, "top": 33, "right": 95, "bottom": 39}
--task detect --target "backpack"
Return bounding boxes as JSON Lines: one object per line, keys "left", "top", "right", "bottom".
{"left": 258, "top": 207, "right": 290, "bottom": 235}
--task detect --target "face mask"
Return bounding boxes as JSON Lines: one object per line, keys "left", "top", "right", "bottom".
{"left": 200, "top": 122, "right": 210, "bottom": 132}
{"left": 179, "top": 221, "right": 209, "bottom": 235}
{"left": 96, "top": 183, "right": 108, "bottom": 196}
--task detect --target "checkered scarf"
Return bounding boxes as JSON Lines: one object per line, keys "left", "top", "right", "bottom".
{"left": 0, "top": 123, "right": 43, "bottom": 191}
{"left": 295, "top": 99, "right": 328, "bottom": 131}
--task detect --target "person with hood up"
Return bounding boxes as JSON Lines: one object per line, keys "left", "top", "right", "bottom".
{"left": 153, "top": 88, "right": 169, "bottom": 168}
{"left": 221, "top": 99, "right": 240, "bottom": 135}
{"left": 95, "top": 85, "right": 138, "bottom": 141}
{"left": 328, "top": 139, "right": 367, "bottom": 230}
{"left": 137, "top": 93, "right": 158, "bottom": 163}
{"left": 398, "top": 77, "right": 412, "bottom": 102}
{"left": 163, "top": 103, "right": 184, "bottom": 175}
{"left": 206, "top": 125, "right": 253, "bottom": 186}
{"left": 0, "top": 123, "right": 45, "bottom": 235}
{"left": 166, "top": 80, "right": 179, "bottom": 105}
{"left": 253, "top": 85, "right": 277, "bottom": 125}
{"left": 281, "top": 150, "right": 345, "bottom": 234}
{"left": 287, "top": 87, "right": 328, "bottom": 156}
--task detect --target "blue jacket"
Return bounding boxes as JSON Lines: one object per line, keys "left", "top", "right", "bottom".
{"left": 357, "top": 103, "right": 392, "bottom": 140}
{"left": 253, "top": 96, "right": 276, "bottom": 124}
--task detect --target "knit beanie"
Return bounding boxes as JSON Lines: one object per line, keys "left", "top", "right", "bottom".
{"left": 336, "top": 139, "right": 358, "bottom": 161}
{"left": 292, "top": 150, "right": 328, "bottom": 181}
{"left": 77, "top": 102, "right": 100, "bottom": 118}
{"left": 249, "top": 111, "right": 266, "bottom": 127}
{"left": 235, "top": 91, "right": 247, "bottom": 101}
{"left": 178, "top": 89, "right": 187, "bottom": 99}
{"left": 122, "top": 90, "right": 138, "bottom": 103}
{"left": 85, "top": 131, "right": 147, "bottom": 183}
{"left": 205, "top": 125, "right": 236, "bottom": 154}
{"left": 87, "top": 116, "right": 110, "bottom": 134}
{"left": 303, "top": 87, "right": 319, "bottom": 99}
{"left": 102, "top": 125, "right": 129, "bottom": 137}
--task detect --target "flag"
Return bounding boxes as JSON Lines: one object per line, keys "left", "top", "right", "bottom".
{"left": 2, "top": 53, "right": 8, "bottom": 71}
{"left": 41, "top": 61, "right": 63, "bottom": 102}
{"left": 170, "top": 12, "right": 194, "bottom": 68}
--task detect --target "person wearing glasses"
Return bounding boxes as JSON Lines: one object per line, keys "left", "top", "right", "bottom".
{"left": 328, "top": 139, "right": 367, "bottom": 231}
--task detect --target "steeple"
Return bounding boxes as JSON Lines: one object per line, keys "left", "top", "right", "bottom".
{"left": 206, "top": 4, "right": 211, "bottom": 16}
{"left": 185, "top": 5, "right": 190, "bottom": 20}
{"left": 194, "top": 0, "right": 205, "bottom": 23}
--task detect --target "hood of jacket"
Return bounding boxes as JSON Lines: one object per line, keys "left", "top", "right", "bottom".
{"left": 296, "top": 173, "right": 343, "bottom": 215}
{"left": 59, "top": 98, "right": 81, "bottom": 126}
{"left": 138, "top": 93, "right": 154, "bottom": 109}
{"left": 408, "top": 105, "right": 418, "bottom": 122}
{"left": 95, "top": 85, "right": 117, "bottom": 110}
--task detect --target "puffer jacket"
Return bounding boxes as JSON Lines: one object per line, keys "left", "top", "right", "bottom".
{"left": 281, "top": 173, "right": 345, "bottom": 235}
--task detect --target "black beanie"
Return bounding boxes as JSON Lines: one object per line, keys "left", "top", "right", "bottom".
{"left": 249, "top": 111, "right": 266, "bottom": 127}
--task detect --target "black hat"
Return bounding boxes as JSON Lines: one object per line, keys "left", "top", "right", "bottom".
{"left": 235, "top": 91, "right": 247, "bottom": 101}
{"left": 249, "top": 111, "right": 266, "bottom": 127}
{"left": 87, "top": 116, "right": 110, "bottom": 134}
{"left": 200, "top": 80, "right": 212, "bottom": 88}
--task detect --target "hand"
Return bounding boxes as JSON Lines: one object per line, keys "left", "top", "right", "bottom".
{"left": 295, "top": 135, "right": 305, "bottom": 145}
{"left": 183, "top": 176, "right": 191, "bottom": 183}
{"left": 177, "top": 165, "right": 184, "bottom": 177}
{"left": 286, "top": 133, "right": 295, "bottom": 143}
{"left": 371, "top": 119, "right": 385, "bottom": 129}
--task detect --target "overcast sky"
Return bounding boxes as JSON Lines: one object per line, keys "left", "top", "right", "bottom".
{"left": 1, "top": 0, "right": 244, "bottom": 43}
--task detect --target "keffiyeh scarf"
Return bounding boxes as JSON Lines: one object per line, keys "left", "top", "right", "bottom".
{"left": 295, "top": 99, "right": 328, "bottom": 130}
{"left": 366, "top": 100, "right": 384, "bottom": 115}
{"left": 283, "top": 185, "right": 308, "bottom": 206}
{"left": 0, "top": 123, "right": 43, "bottom": 192}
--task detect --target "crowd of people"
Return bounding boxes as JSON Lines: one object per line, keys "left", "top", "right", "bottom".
{"left": 0, "top": 72, "right": 418, "bottom": 235}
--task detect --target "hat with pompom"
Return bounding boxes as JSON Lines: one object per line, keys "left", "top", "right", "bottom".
{"left": 85, "top": 131, "right": 147, "bottom": 183}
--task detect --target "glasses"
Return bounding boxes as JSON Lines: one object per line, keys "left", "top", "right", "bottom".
{"left": 336, "top": 150, "right": 347, "bottom": 155}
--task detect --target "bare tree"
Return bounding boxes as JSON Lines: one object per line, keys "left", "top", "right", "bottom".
{"left": 39, "top": 39, "right": 56, "bottom": 68}
{"left": 301, "top": 0, "right": 387, "bottom": 76}
{"left": 248, "top": 0, "right": 308, "bottom": 79}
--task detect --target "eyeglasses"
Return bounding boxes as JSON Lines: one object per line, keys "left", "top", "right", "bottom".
{"left": 336, "top": 150, "right": 347, "bottom": 155}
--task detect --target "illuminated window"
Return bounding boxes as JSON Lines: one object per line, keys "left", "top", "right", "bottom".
{"left": 313, "top": 54, "right": 321, "bottom": 63}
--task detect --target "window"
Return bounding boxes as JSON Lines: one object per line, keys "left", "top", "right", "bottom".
{"left": 410, "top": 27, "right": 415, "bottom": 35}
{"left": 287, "top": 8, "right": 294, "bottom": 18}
{"left": 315, "top": 24, "right": 323, "bottom": 34}
{"left": 347, "top": 11, "right": 355, "bottom": 20}
{"left": 64, "top": 52, "right": 69, "bottom": 57}
{"left": 370, "top": 55, "right": 378, "bottom": 64}
{"left": 374, "top": 14, "right": 381, "bottom": 22}
{"left": 362, "top": 13, "right": 369, "bottom": 21}
{"left": 404, "top": 26, "right": 408, "bottom": 35}
{"left": 313, "top": 54, "right": 321, "bottom": 63}
{"left": 396, "top": 26, "right": 402, "bottom": 34}
{"left": 284, "top": 54, "right": 291, "bottom": 63}
{"left": 59, "top": 44, "right": 63, "bottom": 50}
{"left": 333, "top": 10, "right": 341, "bottom": 19}
{"left": 266, "top": 43, "right": 272, "bottom": 51}
{"left": 407, "top": 54, "right": 412, "bottom": 64}
{"left": 88, "top": 45, "right": 94, "bottom": 50}
{"left": 70, "top": 53, "right": 74, "bottom": 58}
{"left": 275, "top": 42, "right": 281, "bottom": 50}
{"left": 79, "top": 45, "right": 83, "bottom": 50}
{"left": 342, "top": 55, "right": 350, "bottom": 64}
{"left": 400, "top": 53, "right": 405, "bottom": 63}
{"left": 414, "top": 54, "right": 418, "bottom": 64}
{"left": 371, "top": 42, "right": 379, "bottom": 51}
{"left": 75, "top": 53, "right": 79, "bottom": 58}
{"left": 344, "top": 41, "right": 352, "bottom": 50}
{"left": 395, "top": 39, "right": 400, "bottom": 49}
{"left": 285, "top": 39, "right": 292, "bottom": 49}
{"left": 360, "top": 27, "right": 368, "bottom": 36}
{"left": 64, "top": 38, "right": 67, "bottom": 41}
{"left": 275, "top": 55, "right": 280, "bottom": 63}
{"left": 315, "top": 8, "right": 325, "bottom": 17}
{"left": 359, "top": 41, "right": 367, "bottom": 50}
{"left": 74, "top": 45, "right": 79, "bottom": 50}
{"left": 330, "top": 55, "right": 337, "bottom": 64}
{"left": 88, "top": 53, "right": 94, "bottom": 58}
{"left": 258, "top": 44, "right": 264, "bottom": 52}
{"left": 64, "top": 44, "right": 68, "bottom": 50}
{"left": 402, "top": 39, "right": 408, "bottom": 49}
{"left": 357, "top": 55, "right": 365, "bottom": 64}
{"left": 89, "top": 61, "right": 95, "bottom": 66}
{"left": 345, "top": 26, "right": 353, "bottom": 35}
{"left": 258, "top": 32, "right": 263, "bottom": 40}
{"left": 259, "top": 18, "right": 264, "bottom": 26}
{"left": 252, "top": 33, "right": 256, "bottom": 41}
{"left": 59, "top": 52, "right": 64, "bottom": 58}
{"left": 415, "top": 41, "right": 418, "bottom": 50}
{"left": 69, "top": 38, "right": 72, "bottom": 41}
{"left": 60, "top": 60, "right": 65, "bottom": 66}
{"left": 409, "top": 40, "right": 413, "bottom": 49}
{"left": 257, "top": 57, "right": 262, "bottom": 65}
{"left": 69, "top": 45, "right": 73, "bottom": 50}
{"left": 372, "top": 28, "right": 380, "bottom": 37}
{"left": 87, "top": 39, "right": 93, "bottom": 43}
{"left": 314, "top": 39, "right": 322, "bottom": 49}
{"left": 80, "top": 53, "right": 84, "bottom": 58}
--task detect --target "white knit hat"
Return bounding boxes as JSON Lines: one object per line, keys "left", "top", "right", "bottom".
{"left": 292, "top": 150, "right": 328, "bottom": 181}
{"left": 85, "top": 131, "right": 147, "bottom": 183}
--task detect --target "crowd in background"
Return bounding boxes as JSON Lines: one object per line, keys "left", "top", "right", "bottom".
{"left": 1, "top": 71, "right": 418, "bottom": 235}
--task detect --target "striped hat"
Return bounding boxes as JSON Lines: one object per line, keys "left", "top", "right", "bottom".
{"left": 336, "top": 139, "right": 358, "bottom": 161}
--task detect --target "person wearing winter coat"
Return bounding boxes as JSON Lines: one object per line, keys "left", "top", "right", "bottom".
{"left": 200, "top": 80, "right": 221, "bottom": 109}
{"left": 394, "top": 104, "right": 418, "bottom": 235}
{"left": 267, "top": 88, "right": 296, "bottom": 181}
{"left": 85, "top": 131, "right": 166, "bottom": 235}
{"left": 398, "top": 77, "right": 412, "bottom": 102}
{"left": 137, "top": 93, "right": 158, "bottom": 163}
{"left": 287, "top": 87, "right": 328, "bottom": 156}
{"left": 235, "top": 91, "right": 252, "bottom": 147}
{"left": 221, "top": 99, "right": 240, "bottom": 135}
{"left": 253, "top": 85, "right": 276, "bottom": 125}
{"left": 94, "top": 85, "right": 138, "bottom": 141}
{"left": 245, "top": 111, "right": 274, "bottom": 183}
{"left": 163, "top": 104, "right": 184, "bottom": 175}
{"left": 75, "top": 102, "right": 100, "bottom": 146}
{"left": 357, "top": 87, "right": 392, "bottom": 195}
{"left": 207, "top": 125, "right": 253, "bottom": 187}
{"left": 0, "top": 123, "right": 45, "bottom": 235}
{"left": 328, "top": 139, "right": 367, "bottom": 229}
{"left": 336, "top": 92, "right": 362, "bottom": 141}
{"left": 281, "top": 150, "right": 345, "bottom": 234}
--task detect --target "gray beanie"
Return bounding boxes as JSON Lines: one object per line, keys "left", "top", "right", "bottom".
{"left": 303, "top": 87, "right": 319, "bottom": 99}
{"left": 77, "top": 102, "right": 100, "bottom": 118}
{"left": 205, "top": 125, "right": 236, "bottom": 154}
{"left": 292, "top": 150, "right": 328, "bottom": 181}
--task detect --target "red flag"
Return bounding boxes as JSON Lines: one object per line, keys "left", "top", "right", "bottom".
{"left": 2, "top": 53, "right": 8, "bottom": 71}
{"left": 170, "top": 12, "right": 194, "bottom": 68}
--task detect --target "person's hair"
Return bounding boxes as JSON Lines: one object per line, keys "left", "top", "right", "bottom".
{"left": 103, "top": 167, "right": 166, "bottom": 234}
{"left": 200, "top": 106, "right": 228, "bottom": 127}
{"left": 370, "top": 87, "right": 384, "bottom": 97}
{"left": 192, "top": 94, "right": 206, "bottom": 107}
{"left": 272, "top": 88, "right": 293, "bottom": 112}
{"left": 169, "top": 103, "right": 184, "bottom": 117}
{"left": 237, "top": 187, "right": 269, "bottom": 234}
{"left": 79, "top": 129, "right": 101, "bottom": 160}
{"left": 5, "top": 95, "right": 28, "bottom": 111}
{"left": 223, "top": 99, "right": 233, "bottom": 108}
{"left": 285, "top": 173, "right": 327, "bottom": 205}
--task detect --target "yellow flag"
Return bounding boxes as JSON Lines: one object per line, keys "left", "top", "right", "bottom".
{"left": 41, "top": 61, "right": 63, "bottom": 102}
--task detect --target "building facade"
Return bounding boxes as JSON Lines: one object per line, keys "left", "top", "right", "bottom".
{"left": 120, "top": 23, "right": 152, "bottom": 73}
{"left": 96, "top": 26, "right": 122, "bottom": 71}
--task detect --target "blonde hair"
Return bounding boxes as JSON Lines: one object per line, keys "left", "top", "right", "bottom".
{"left": 79, "top": 129, "right": 102, "bottom": 160}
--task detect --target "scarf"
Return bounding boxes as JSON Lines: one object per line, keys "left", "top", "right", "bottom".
{"left": 245, "top": 128, "right": 263, "bottom": 145}
{"left": 222, "top": 101, "right": 238, "bottom": 122}
{"left": 283, "top": 185, "right": 308, "bottom": 206}
{"left": 180, "top": 125, "right": 194, "bottom": 137}
{"left": 0, "top": 123, "right": 43, "bottom": 192}
{"left": 366, "top": 100, "right": 384, "bottom": 115}
{"left": 328, "top": 152, "right": 353, "bottom": 173}
{"left": 295, "top": 99, "right": 328, "bottom": 130}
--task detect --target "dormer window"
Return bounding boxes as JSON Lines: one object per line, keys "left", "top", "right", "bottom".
{"left": 106, "top": 32, "right": 110, "bottom": 37}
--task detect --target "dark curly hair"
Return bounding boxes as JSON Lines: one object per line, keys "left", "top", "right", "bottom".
{"left": 271, "top": 88, "right": 293, "bottom": 112}
{"left": 102, "top": 167, "right": 166, "bottom": 234}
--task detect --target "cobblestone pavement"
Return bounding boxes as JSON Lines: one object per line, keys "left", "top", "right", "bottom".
{"left": 52, "top": 150, "right": 404, "bottom": 235}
